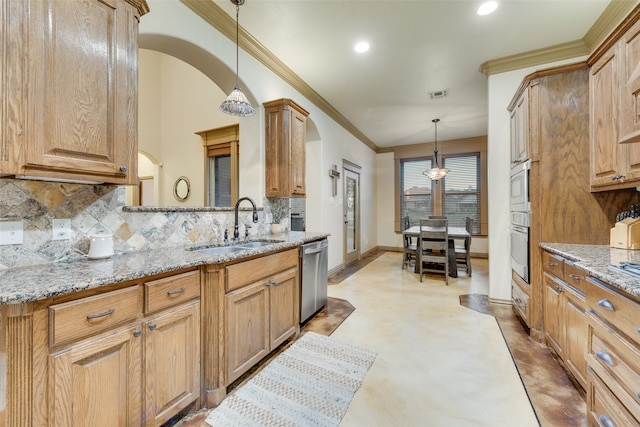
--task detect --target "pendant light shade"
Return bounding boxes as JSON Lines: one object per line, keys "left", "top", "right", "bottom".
{"left": 423, "top": 118, "right": 450, "bottom": 181}
{"left": 220, "top": 0, "right": 255, "bottom": 117}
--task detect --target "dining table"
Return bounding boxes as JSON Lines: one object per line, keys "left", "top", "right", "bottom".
{"left": 402, "top": 225, "right": 471, "bottom": 278}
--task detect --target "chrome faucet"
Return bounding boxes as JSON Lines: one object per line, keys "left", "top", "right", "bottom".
{"left": 234, "top": 197, "right": 259, "bottom": 241}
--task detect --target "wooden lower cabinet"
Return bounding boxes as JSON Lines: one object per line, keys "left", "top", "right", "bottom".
{"left": 542, "top": 251, "right": 588, "bottom": 389}
{"left": 46, "top": 268, "right": 201, "bottom": 427}
{"left": 226, "top": 265, "right": 299, "bottom": 384}
{"left": 49, "top": 325, "right": 143, "bottom": 427}
{"left": 143, "top": 301, "right": 200, "bottom": 427}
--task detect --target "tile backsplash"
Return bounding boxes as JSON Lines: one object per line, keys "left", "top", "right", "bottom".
{"left": 0, "top": 178, "right": 286, "bottom": 270}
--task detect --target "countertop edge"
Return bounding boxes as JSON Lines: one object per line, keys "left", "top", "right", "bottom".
{"left": 0, "top": 232, "right": 330, "bottom": 305}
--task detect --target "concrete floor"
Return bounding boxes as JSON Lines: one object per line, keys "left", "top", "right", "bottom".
{"left": 175, "top": 251, "right": 586, "bottom": 427}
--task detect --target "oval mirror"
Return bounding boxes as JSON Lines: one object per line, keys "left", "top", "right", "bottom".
{"left": 173, "top": 176, "right": 190, "bottom": 202}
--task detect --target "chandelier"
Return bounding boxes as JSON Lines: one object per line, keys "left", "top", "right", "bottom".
{"left": 422, "top": 118, "right": 450, "bottom": 181}
{"left": 219, "top": 0, "right": 255, "bottom": 117}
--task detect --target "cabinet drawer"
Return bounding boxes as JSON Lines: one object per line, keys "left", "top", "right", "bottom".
{"left": 226, "top": 249, "right": 298, "bottom": 293}
{"left": 565, "top": 262, "right": 586, "bottom": 295}
{"left": 542, "top": 251, "right": 565, "bottom": 280}
{"left": 588, "top": 315, "right": 640, "bottom": 420}
{"left": 512, "top": 280, "right": 529, "bottom": 324}
{"left": 144, "top": 270, "right": 200, "bottom": 313}
{"left": 588, "top": 367, "right": 639, "bottom": 427}
{"left": 587, "top": 278, "right": 640, "bottom": 347}
{"left": 49, "top": 286, "right": 140, "bottom": 347}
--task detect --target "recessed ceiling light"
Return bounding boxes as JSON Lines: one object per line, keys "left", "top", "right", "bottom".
{"left": 477, "top": 1, "right": 498, "bottom": 16}
{"left": 354, "top": 41, "right": 370, "bottom": 53}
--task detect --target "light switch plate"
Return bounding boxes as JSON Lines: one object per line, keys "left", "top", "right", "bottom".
{"left": 52, "top": 219, "right": 71, "bottom": 240}
{"left": 0, "top": 221, "right": 24, "bottom": 245}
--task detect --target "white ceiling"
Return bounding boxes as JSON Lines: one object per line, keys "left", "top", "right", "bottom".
{"left": 214, "top": 0, "right": 611, "bottom": 149}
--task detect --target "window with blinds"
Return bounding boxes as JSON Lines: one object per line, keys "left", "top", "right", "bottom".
{"left": 442, "top": 154, "right": 480, "bottom": 233}
{"left": 400, "top": 158, "right": 433, "bottom": 228}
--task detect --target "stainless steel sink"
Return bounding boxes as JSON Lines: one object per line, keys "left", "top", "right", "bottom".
{"left": 236, "top": 240, "right": 275, "bottom": 249}
{"left": 191, "top": 240, "right": 276, "bottom": 255}
{"left": 191, "top": 245, "right": 245, "bottom": 255}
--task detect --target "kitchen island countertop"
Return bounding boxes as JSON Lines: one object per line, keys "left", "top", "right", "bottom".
{"left": 540, "top": 243, "right": 640, "bottom": 299}
{"left": 0, "top": 231, "right": 329, "bottom": 305}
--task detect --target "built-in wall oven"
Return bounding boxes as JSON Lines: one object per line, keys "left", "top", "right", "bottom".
{"left": 510, "top": 160, "right": 530, "bottom": 283}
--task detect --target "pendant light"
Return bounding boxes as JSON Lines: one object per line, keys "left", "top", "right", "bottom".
{"left": 422, "top": 118, "right": 450, "bottom": 181}
{"left": 219, "top": 0, "right": 255, "bottom": 117}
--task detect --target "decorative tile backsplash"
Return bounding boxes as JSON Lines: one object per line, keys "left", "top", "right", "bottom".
{"left": 0, "top": 178, "right": 288, "bottom": 270}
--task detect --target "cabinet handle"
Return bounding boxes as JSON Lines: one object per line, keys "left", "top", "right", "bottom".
{"left": 568, "top": 274, "right": 581, "bottom": 280}
{"left": 86, "top": 308, "right": 115, "bottom": 320}
{"left": 547, "top": 262, "right": 558, "bottom": 267}
{"left": 133, "top": 330, "right": 141, "bottom": 338}
{"left": 598, "top": 414, "right": 615, "bottom": 427}
{"left": 119, "top": 166, "right": 127, "bottom": 173}
{"left": 637, "top": 391, "right": 640, "bottom": 402}
{"left": 149, "top": 323, "right": 157, "bottom": 331}
{"left": 167, "top": 287, "right": 185, "bottom": 296}
{"left": 595, "top": 350, "right": 615, "bottom": 367}
{"left": 555, "top": 286, "right": 564, "bottom": 293}
{"left": 597, "top": 299, "right": 615, "bottom": 311}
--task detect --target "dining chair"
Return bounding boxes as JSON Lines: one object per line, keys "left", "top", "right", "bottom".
{"left": 402, "top": 216, "right": 417, "bottom": 269}
{"left": 455, "top": 217, "right": 473, "bottom": 276}
{"left": 418, "top": 218, "right": 449, "bottom": 284}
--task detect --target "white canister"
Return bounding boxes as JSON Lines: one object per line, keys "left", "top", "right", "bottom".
{"left": 88, "top": 234, "right": 114, "bottom": 259}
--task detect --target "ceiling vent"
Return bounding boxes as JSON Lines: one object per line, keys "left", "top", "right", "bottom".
{"left": 429, "top": 89, "right": 449, "bottom": 100}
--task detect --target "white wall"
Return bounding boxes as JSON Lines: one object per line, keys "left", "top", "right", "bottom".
{"left": 139, "top": 0, "right": 377, "bottom": 271}
{"left": 487, "top": 57, "right": 587, "bottom": 302}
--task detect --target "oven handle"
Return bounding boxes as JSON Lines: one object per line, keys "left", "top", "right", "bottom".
{"left": 511, "top": 224, "right": 529, "bottom": 234}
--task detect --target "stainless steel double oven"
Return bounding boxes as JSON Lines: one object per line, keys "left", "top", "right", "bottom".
{"left": 510, "top": 160, "right": 530, "bottom": 283}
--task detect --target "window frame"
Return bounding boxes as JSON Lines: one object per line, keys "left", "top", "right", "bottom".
{"left": 393, "top": 136, "right": 487, "bottom": 235}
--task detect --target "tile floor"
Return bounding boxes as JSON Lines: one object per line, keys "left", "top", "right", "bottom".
{"left": 174, "top": 251, "right": 586, "bottom": 426}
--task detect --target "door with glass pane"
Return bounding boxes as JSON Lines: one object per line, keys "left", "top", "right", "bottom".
{"left": 343, "top": 163, "right": 360, "bottom": 265}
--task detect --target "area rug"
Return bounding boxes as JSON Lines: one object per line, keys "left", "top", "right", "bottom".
{"left": 205, "top": 331, "right": 377, "bottom": 427}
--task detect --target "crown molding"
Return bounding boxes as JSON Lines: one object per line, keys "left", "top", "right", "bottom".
{"left": 179, "top": 0, "right": 379, "bottom": 152}
{"left": 480, "top": 0, "right": 638, "bottom": 76}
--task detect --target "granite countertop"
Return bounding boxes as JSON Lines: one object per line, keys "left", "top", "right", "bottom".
{"left": 540, "top": 243, "right": 640, "bottom": 299}
{"left": 0, "top": 231, "right": 329, "bottom": 305}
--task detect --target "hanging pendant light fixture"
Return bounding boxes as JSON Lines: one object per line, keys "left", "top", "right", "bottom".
{"left": 422, "top": 118, "right": 450, "bottom": 181}
{"left": 219, "top": 0, "right": 255, "bottom": 117}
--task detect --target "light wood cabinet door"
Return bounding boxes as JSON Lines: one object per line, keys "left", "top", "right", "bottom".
{"left": 226, "top": 281, "right": 270, "bottom": 384}
{"left": 510, "top": 90, "right": 529, "bottom": 166}
{"left": 619, "top": 18, "right": 640, "bottom": 144}
{"left": 49, "top": 325, "right": 143, "bottom": 427}
{"left": 590, "top": 47, "right": 623, "bottom": 188}
{"left": 20, "top": 0, "right": 143, "bottom": 184}
{"left": 269, "top": 267, "right": 299, "bottom": 349}
{"left": 564, "top": 289, "right": 588, "bottom": 389}
{"left": 143, "top": 301, "right": 200, "bottom": 427}
{"left": 264, "top": 98, "right": 309, "bottom": 197}
{"left": 543, "top": 273, "right": 564, "bottom": 357}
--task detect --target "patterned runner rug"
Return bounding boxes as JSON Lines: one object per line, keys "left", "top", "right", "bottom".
{"left": 205, "top": 332, "right": 377, "bottom": 427}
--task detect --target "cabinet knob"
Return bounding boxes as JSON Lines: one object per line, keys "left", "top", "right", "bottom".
{"left": 597, "top": 299, "right": 615, "bottom": 311}
{"left": 595, "top": 350, "right": 615, "bottom": 367}
{"left": 598, "top": 414, "right": 615, "bottom": 427}
{"left": 149, "top": 323, "right": 157, "bottom": 331}
{"left": 119, "top": 166, "right": 127, "bottom": 173}
{"left": 133, "top": 330, "right": 141, "bottom": 337}
{"left": 514, "top": 298, "right": 522, "bottom": 304}
{"left": 555, "top": 286, "right": 564, "bottom": 293}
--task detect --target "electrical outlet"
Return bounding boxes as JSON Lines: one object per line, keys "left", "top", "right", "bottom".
{"left": 0, "top": 221, "right": 24, "bottom": 245}
{"left": 52, "top": 219, "right": 71, "bottom": 240}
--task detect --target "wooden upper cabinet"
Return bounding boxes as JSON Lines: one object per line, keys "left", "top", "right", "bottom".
{"left": 509, "top": 89, "right": 529, "bottom": 166}
{"left": 264, "top": 98, "right": 309, "bottom": 197}
{"left": 619, "top": 18, "right": 640, "bottom": 144}
{"left": 1, "top": 0, "right": 148, "bottom": 184}
{"left": 589, "top": 5, "right": 640, "bottom": 191}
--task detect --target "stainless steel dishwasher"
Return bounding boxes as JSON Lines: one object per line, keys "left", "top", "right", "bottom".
{"left": 300, "top": 239, "right": 329, "bottom": 323}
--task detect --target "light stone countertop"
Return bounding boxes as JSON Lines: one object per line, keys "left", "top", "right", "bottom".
{"left": 540, "top": 243, "right": 640, "bottom": 299}
{"left": 0, "top": 231, "right": 329, "bottom": 305}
